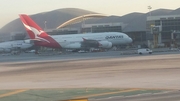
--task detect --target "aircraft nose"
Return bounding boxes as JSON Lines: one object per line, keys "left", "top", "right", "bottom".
{"left": 128, "top": 37, "right": 132, "bottom": 43}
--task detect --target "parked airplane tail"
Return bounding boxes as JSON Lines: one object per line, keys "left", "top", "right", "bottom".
{"left": 19, "top": 14, "right": 49, "bottom": 39}
{"left": 19, "top": 14, "right": 61, "bottom": 48}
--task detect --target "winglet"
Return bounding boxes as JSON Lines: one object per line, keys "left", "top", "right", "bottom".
{"left": 82, "top": 38, "right": 87, "bottom": 41}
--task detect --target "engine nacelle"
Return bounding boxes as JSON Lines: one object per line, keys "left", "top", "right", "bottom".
{"left": 64, "top": 43, "right": 81, "bottom": 49}
{"left": 24, "top": 39, "right": 33, "bottom": 44}
{"left": 98, "top": 41, "right": 112, "bottom": 48}
{"left": 0, "top": 48, "right": 3, "bottom": 52}
{"left": 0, "top": 48, "right": 11, "bottom": 52}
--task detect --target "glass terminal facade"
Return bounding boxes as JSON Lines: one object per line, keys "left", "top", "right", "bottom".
{"left": 147, "top": 15, "right": 180, "bottom": 42}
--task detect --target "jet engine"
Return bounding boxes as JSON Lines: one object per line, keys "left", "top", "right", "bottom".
{"left": 4, "top": 49, "right": 11, "bottom": 52}
{"left": 24, "top": 40, "right": 33, "bottom": 44}
{"left": 0, "top": 48, "right": 11, "bottom": 53}
{"left": 98, "top": 41, "right": 112, "bottom": 48}
{"left": 65, "top": 43, "right": 81, "bottom": 49}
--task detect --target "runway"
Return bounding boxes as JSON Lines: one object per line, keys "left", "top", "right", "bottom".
{"left": 93, "top": 91, "right": 180, "bottom": 101}
{"left": 0, "top": 51, "right": 180, "bottom": 100}
{"left": 0, "top": 51, "right": 180, "bottom": 89}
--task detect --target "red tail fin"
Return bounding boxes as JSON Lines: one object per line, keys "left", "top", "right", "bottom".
{"left": 19, "top": 14, "right": 49, "bottom": 39}
{"left": 19, "top": 14, "right": 61, "bottom": 48}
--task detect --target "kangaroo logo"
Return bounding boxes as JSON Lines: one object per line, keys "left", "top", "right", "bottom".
{"left": 23, "top": 23, "right": 50, "bottom": 43}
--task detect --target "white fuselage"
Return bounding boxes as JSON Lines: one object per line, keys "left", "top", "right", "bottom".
{"left": 51, "top": 32, "right": 132, "bottom": 48}
{"left": 19, "top": 14, "right": 132, "bottom": 49}
{"left": 0, "top": 40, "right": 33, "bottom": 52}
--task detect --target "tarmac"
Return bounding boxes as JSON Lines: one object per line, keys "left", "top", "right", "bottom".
{"left": 0, "top": 50, "right": 180, "bottom": 101}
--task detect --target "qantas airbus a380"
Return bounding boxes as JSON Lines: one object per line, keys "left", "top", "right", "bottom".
{"left": 19, "top": 14, "right": 132, "bottom": 49}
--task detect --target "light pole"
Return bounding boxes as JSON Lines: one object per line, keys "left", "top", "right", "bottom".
{"left": 44, "top": 21, "right": 47, "bottom": 31}
{"left": 148, "top": 6, "right": 152, "bottom": 16}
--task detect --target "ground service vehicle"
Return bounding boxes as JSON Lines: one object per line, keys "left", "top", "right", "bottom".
{"left": 138, "top": 48, "right": 152, "bottom": 55}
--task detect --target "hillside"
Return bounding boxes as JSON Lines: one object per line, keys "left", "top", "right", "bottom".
{"left": 0, "top": 8, "right": 96, "bottom": 33}
{"left": 1, "top": 7, "right": 180, "bottom": 35}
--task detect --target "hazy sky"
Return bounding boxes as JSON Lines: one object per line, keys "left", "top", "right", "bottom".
{"left": 0, "top": 0, "right": 180, "bottom": 28}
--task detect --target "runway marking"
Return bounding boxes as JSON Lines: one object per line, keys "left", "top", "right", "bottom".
{"left": 75, "top": 88, "right": 140, "bottom": 99}
{"left": 0, "top": 89, "right": 27, "bottom": 98}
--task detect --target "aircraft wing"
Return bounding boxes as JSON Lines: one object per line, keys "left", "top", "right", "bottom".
{"left": 64, "top": 38, "right": 112, "bottom": 49}
{"left": 24, "top": 39, "right": 41, "bottom": 44}
{"left": 81, "top": 38, "right": 112, "bottom": 48}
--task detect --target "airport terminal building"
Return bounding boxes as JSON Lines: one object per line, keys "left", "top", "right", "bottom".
{"left": 146, "top": 15, "right": 180, "bottom": 48}
{"left": 80, "top": 23, "right": 122, "bottom": 33}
